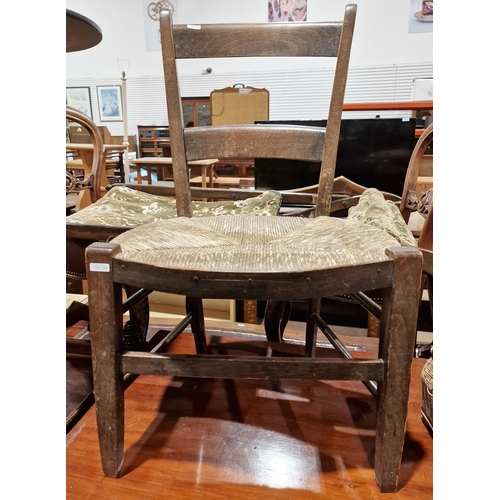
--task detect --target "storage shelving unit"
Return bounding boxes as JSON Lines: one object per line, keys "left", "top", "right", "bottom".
{"left": 137, "top": 125, "right": 170, "bottom": 158}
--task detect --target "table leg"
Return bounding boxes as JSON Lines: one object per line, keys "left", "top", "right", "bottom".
{"left": 134, "top": 165, "right": 142, "bottom": 184}
{"left": 201, "top": 165, "right": 207, "bottom": 188}
{"left": 157, "top": 164, "right": 165, "bottom": 182}
{"left": 200, "top": 165, "right": 208, "bottom": 202}
{"left": 208, "top": 164, "right": 214, "bottom": 188}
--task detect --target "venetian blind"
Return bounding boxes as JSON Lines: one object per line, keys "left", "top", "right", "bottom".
{"left": 66, "top": 62, "right": 433, "bottom": 139}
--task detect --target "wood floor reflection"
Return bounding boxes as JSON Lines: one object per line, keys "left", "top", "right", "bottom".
{"left": 67, "top": 329, "right": 432, "bottom": 499}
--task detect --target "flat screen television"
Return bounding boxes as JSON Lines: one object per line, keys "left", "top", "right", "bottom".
{"left": 254, "top": 118, "right": 416, "bottom": 196}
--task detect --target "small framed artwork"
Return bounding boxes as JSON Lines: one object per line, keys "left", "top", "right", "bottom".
{"left": 268, "top": 0, "right": 307, "bottom": 22}
{"left": 97, "top": 85, "right": 123, "bottom": 122}
{"left": 66, "top": 87, "right": 93, "bottom": 119}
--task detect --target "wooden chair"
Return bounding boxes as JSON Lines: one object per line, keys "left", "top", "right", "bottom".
{"left": 351, "top": 124, "right": 433, "bottom": 321}
{"left": 415, "top": 183, "right": 433, "bottom": 358}
{"left": 418, "top": 199, "right": 433, "bottom": 429}
{"left": 332, "top": 125, "right": 433, "bottom": 347}
{"left": 265, "top": 124, "right": 433, "bottom": 341}
{"left": 66, "top": 105, "right": 106, "bottom": 209}
{"left": 85, "top": 5, "right": 423, "bottom": 492}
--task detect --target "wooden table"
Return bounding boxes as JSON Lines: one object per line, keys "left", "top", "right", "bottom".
{"left": 190, "top": 175, "right": 255, "bottom": 189}
{"left": 214, "top": 157, "right": 255, "bottom": 177}
{"left": 66, "top": 143, "right": 128, "bottom": 210}
{"left": 66, "top": 320, "right": 433, "bottom": 499}
{"left": 129, "top": 157, "right": 219, "bottom": 187}
{"left": 66, "top": 9, "right": 102, "bottom": 53}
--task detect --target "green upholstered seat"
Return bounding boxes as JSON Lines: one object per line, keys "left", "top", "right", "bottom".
{"left": 66, "top": 185, "right": 283, "bottom": 227}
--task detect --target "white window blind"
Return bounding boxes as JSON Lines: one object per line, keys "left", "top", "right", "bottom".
{"left": 66, "top": 62, "right": 432, "bottom": 138}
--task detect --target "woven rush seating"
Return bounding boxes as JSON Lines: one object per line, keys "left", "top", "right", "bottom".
{"left": 110, "top": 215, "right": 401, "bottom": 273}
{"left": 84, "top": 4, "right": 424, "bottom": 493}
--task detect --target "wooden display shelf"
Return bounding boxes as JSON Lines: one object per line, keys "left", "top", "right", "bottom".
{"left": 342, "top": 101, "right": 433, "bottom": 112}
{"left": 137, "top": 125, "right": 170, "bottom": 158}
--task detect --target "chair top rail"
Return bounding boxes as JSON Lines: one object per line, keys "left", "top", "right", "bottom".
{"left": 172, "top": 22, "right": 345, "bottom": 59}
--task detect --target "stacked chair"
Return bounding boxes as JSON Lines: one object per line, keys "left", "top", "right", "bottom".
{"left": 66, "top": 106, "right": 106, "bottom": 208}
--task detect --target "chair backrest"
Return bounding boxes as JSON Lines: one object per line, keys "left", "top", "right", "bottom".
{"left": 399, "top": 123, "right": 433, "bottom": 223}
{"left": 158, "top": 5, "right": 357, "bottom": 217}
{"left": 66, "top": 105, "right": 106, "bottom": 204}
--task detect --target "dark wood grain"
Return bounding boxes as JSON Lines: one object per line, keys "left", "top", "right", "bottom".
{"left": 183, "top": 125, "right": 325, "bottom": 162}
{"left": 112, "top": 257, "right": 395, "bottom": 300}
{"left": 172, "top": 22, "right": 344, "bottom": 59}
{"left": 121, "top": 352, "right": 384, "bottom": 380}
{"left": 66, "top": 9, "right": 102, "bottom": 53}
{"left": 374, "top": 246, "right": 423, "bottom": 491}
{"left": 86, "top": 242, "right": 125, "bottom": 477}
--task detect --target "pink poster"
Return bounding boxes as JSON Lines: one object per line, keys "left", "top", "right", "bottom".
{"left": 268, "top": 0, "right": 307, "bottom": 22}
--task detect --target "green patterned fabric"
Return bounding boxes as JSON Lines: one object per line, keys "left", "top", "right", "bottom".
{"left": 66, "top": 185, "right": 282, "bottom": 227}
{"left": 347, "top": 188, "right": 416, "bottom": 246}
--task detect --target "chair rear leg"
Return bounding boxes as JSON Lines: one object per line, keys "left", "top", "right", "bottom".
{"left": 186, "top": 296, "right": 208, "bottom": 354}
{"left": 263, "top": 300, "right": 291, "bottom": 342}
{"left": 374, "top": 246, "right": 422, "bottom": 492}
{"left": 123, "top": 285, "right": 150, "bottom": 350}
{"left": 86, "top": 242, "right": 126, "bottom": 477}
{"left": 305, "top": 298, "right": 321, "bottom": 357}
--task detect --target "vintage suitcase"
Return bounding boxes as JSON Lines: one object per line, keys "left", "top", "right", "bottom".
{"left": 210, "top": 84, "right": 269, "bottom": 125}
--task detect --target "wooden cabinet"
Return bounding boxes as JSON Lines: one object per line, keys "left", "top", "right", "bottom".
{"left": 137, "top": 99, "right": 209, "bottom": 159}
{"left": 137, "top": 125, "right": 170, "bottom": 158}
{"left": 182, "top": 97, "right": 211, "bottom": 127}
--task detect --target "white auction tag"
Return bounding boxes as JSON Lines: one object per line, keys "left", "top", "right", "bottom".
{"left": 89, "top": 263, "right": 110, "bottom": 272}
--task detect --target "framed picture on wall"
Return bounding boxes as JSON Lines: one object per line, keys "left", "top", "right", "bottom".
{"left": 268, "top": 0, "right": 307, "bottom": 22}
{"left": 97, "top": 85, "right": 123, "bottom": 122}
{"left": 66, "top": 87, "right": 93, "bottom": 119}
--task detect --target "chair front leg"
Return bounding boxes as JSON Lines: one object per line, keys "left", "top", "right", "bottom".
{"left": 86, "top": 242, "right": 126, "bottom": 477}
{"left": 374, "top": 246, "right": 422, "bottom": 492}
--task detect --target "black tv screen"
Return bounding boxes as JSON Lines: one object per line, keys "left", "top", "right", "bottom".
{"left": 254, "top": 118, "right": 416, "bottom": 196}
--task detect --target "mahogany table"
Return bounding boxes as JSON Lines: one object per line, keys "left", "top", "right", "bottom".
{"left": 66, "top": 9, "right": 102, "bottom": 53}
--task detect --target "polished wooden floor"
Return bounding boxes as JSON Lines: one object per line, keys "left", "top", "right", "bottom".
{"left": 66, "top": 321, "right": 432, "bottom": 499}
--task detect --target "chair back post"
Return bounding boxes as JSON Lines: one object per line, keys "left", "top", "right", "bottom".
{"left": 159, "top": 8, "right": 193, "bottom": 217}
{"left": 418, "top": 200, "right": 433, "bottom": 253}
{"left": 66, "top": 105, "right": 106, "bottom": 204}
{"left": 316, "top": 3, "right": 357, "bottom": 217}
